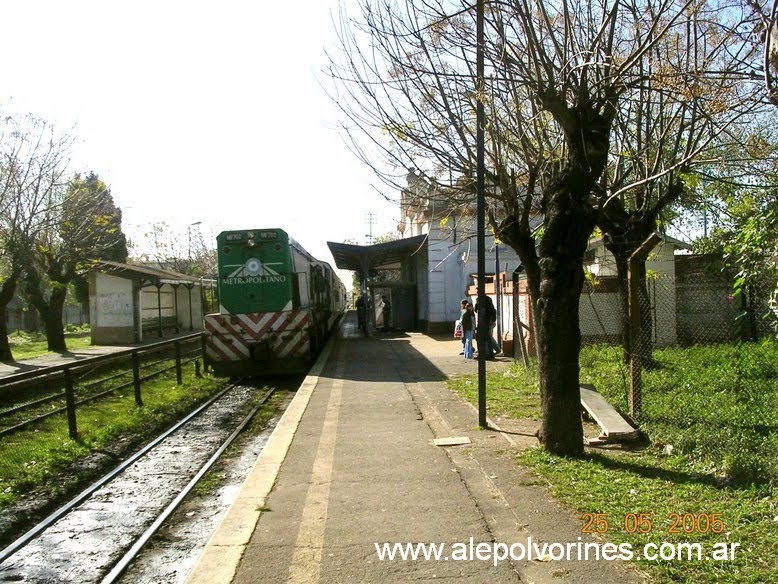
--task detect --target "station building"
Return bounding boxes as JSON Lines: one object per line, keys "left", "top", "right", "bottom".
{"left": 329, "top": 169, "right": 697, "bottom": 355}
{"left": 88, "top": 261, "right": 215, "bottom": 345}
{"left": 329, "top": 168, "right": 522, "bottom": 337}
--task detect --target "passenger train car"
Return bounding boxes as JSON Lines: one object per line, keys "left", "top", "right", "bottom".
{"left": 203, "top": 228, "right": 346, "bottom": 376}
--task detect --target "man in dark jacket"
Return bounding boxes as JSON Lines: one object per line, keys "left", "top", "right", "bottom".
{"left": 475, "top": 294, "right": 500, "bottom": 359}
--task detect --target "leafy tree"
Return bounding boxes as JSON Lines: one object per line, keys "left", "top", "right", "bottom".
{"left": 730, "top": 197, "right": 778, "bottom": 296}
{"left": 25, "top": 172, "right": 127, "bottom": 352}
{"left": 684, "top": 124, "right": 778, "bottom": 294}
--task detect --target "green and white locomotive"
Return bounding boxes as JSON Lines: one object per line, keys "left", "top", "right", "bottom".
{"left": 204, "top": 228, "right": 346, "bottom": 376}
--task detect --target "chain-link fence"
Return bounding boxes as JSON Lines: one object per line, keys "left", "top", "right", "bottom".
{"left": 574, "top": 257, "right": 777, "bottom": 486}
{"left": 502, "top": 252, "right": 777, "bottom": 485}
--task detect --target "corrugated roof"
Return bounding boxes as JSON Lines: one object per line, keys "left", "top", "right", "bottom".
{"left": 327, "top": 235, "right": 428, "bottom": 273}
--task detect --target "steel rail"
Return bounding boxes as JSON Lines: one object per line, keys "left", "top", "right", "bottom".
{"left": 101, "top": 385, "right": 277, "bottom": 583}
{"left": 0, "top": 391, "right": 65, "bottom": 418}
{"left": 0, "top": 378, "right": 247, "bottom": 564}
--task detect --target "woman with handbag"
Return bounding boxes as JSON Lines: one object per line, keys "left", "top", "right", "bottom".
{"left": 460, "top": 301, "right": 476, "bottom": 359}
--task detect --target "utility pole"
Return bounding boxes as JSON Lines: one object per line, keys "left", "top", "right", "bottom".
{"left": 365, "top": 212, "right": 377, "bottom": 245}
{"left": 188, "top": 221, "right": 202, "bottom": 263}
{"left": 476, "top": 0, "right": 487, "bottom": 428}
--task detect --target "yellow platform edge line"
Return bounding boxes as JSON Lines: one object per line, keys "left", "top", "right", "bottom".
{"left": 185, "top": 338, "right": 336, "bottom": 584}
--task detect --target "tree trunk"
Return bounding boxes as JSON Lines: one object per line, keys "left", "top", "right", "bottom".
{"left": 534, "top": 170, "right": 597, "bottom": 457}
{"left": 0, "top": 273, "right": 21, "bottom": 362}
{"left": 612, "top": 254, "right": 631, "bottom": 363}
{"left": 495, "top": 99, "right": 611, "bottom": 456}
{"left": 535, "top": 266, "right": 587, "bottom": 455}
{"left": 42, "top": 286, "right": 68, "bottom": 352}
{"left": 26, "top": 268, "right": 70, "bottom": 353}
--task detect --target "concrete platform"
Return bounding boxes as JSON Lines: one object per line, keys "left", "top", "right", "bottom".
{"left": 187, "top": 314, "right": 647, "bottom": 583}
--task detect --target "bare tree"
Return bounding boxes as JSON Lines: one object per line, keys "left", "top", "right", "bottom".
{"left": 0, "top": 114, "right": 71, "bottom": 361}
{"left": 594, "top": 1, "right": 770, "bottom": 364}
{"left": 327, "top": 0, "right": 767, "bottom": 455}
{"left": 129, "top": 221, "right": 215, "bottom": 277}
{"left": 744, "top": 0, "right": 778, "bottom": 103}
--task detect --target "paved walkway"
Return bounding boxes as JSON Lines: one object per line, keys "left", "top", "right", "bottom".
{"left": 188, "top": 314, "right": 646, "bottom": 583}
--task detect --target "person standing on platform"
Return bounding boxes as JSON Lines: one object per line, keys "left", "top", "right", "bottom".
{"left": 356, "top": 295, "right": 366, "bottom": 331}
{"left": 457, "top": 299, "right": 469, "bottom": 354}
{"left": 475, "top": 294, "right": 500, "bottom": 359}
{"left": 381, "top": 295, "right": 391, "bottom": 332}
{"left": 461, "top": 301, "right": 476, "bottom": 359}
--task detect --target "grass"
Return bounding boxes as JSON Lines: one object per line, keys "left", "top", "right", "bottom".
{"left": 520, "top": 448, "right": 775, "bottom": 583}
{"left": 446, "top": 340, "right": 778, "bottom": 583}
{"left": 447, "top": 362, "right": 541, "bottom": 420}
{"left": 7, "top": 330, "right": 92, "bottom": 360}
{"left": 579, "top": 340, "right": 778, "bottom": 486}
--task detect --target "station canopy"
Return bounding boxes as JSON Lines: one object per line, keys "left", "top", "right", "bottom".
{"left": 88, "top": 260, "right": 200, "bottom": 286}
{"left": 327, "top": 234, "right": 427, "bottom": 275}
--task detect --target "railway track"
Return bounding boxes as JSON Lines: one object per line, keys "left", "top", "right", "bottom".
{"left": 0, "top": 379, "right": 288, "bottom": 583}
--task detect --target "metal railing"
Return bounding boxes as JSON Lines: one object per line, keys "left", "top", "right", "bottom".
{"left": 0, "top": 334, "right": 205, "bottom": 440}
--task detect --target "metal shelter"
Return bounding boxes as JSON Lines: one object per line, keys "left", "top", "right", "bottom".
{"left": 327, "top": 235, "right": 427, "bottom": 334}
{"left": 88, "top": 261, "right": 213, "bottom": 343}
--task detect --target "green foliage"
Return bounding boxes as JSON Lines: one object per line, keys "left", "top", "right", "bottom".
{"left": 61, "top": 172, "right": 128, "bottom": 266}
{"left": 691, "top": 231, "right": 727, "bottom": 255}
{"left": 63, "top": 323, "right": 91, "bottom": 334}
{"left": 584, "top": 269, "right": 600, "bottom": 286}
{"left": 728, "top": 201, "right": 777, "bottom": 298}
{"left": 373, "top": 232, "right": 398, "bottom": 244}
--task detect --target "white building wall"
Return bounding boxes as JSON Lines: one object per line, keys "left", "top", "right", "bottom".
{"left": 422, "top": 218, "right": 521, "bottom": 331}
{"left": 424, "top": 227, "right": 444, "bottom": 321}
{"left": 89, "top": 272, "right": 136, "bottom": 344}
{"left": 141, "top": 286, "right": 177, "bottom": 320}
{"left": 585, "top": 239, "right": 680, "bottom": 346}
{"left": 649, "top": 242, "right": 678, "bottom": 346}
{"left": 175, "top": 285, "right": 204, "bottom": 330}
{"left": 92, "top": 273, "right": 134, "bottom": 327}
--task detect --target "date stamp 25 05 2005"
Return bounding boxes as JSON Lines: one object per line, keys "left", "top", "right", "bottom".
{"left": 581, "top": 513, "right": 726, "bottom": 535}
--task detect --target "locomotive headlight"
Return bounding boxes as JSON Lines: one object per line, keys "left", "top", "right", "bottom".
{"left": 247, "top": 238, "right": 256, "bottom": 247}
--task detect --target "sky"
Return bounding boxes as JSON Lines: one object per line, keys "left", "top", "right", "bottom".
{"left": 0, "top": 0, "right": 400, "bottom": 284}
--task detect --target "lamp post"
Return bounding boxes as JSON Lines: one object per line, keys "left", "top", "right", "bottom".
{"left": 187, "top": 221, "right": 202, "bottom": 262}
{"left": 476, "top": 0, "right": 487, "bottom": 428}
